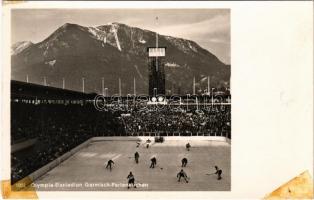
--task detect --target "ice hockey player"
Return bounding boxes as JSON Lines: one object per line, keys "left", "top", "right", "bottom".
{"left": 181, "top": 158, "right": 188, "bottom": 167}
{"left": 215, "top": 166, "right": 222, "bottom": 180}
{"left": 127, "top": 171, "right": 136, "bottom": 189}
{"left": 136, "top": 141, "right": 140, "bottom": 148}
{"left": 150, "top": 157, "right": 157, "bottom": 168}
{"left": 134, "top": 152, "right": 140, "bottom": 164}
{"left": 146, "top": 139, "right": 151, "bottom": 148}
{"left": 186, "top": 143, "right": 191, "bottom": 151}
{"left": 105, "top": 159, "right": 115, "bottom": 171}
{"left": 177, "top": 169, "right": 189, "bottom": 183}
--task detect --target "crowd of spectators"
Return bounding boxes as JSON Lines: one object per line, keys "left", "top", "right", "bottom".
{"left": 121, "top": 105, "right": 231, "bottom": 137}
{"left": 11, "top": 102, "right": 124, "bottom": 184}
{"left": 11, "top": 101, "right": 230, "bottom": 184}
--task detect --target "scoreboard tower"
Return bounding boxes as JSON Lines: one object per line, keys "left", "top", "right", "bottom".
{"left": 147, "top": 47, "right": 166, "bottom": 96}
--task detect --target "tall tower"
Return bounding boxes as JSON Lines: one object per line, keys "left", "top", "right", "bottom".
{"left": 147, "top": 16, "right": 166, "bottom": 96}
{"left": 147, "top": 47, "right": 166, "bottom": 96}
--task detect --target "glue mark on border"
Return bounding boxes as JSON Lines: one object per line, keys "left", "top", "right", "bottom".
{"left": 264, "top": 170, "right": 313, "bottom": 199}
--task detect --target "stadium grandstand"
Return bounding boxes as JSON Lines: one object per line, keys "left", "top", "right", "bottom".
{"left": 11, "top": 81, "right": 125, "bottom": 183}
{"left": 11, "top": 80, "right": 231, "bottom": 190}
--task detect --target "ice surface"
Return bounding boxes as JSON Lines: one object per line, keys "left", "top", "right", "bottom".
{"left": 34, "top": 140, "right": 230, "bottom": 191}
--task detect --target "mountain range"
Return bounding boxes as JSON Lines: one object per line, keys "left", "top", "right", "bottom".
{"left": 11, "top": 22, "right": 230, "bottom": 95}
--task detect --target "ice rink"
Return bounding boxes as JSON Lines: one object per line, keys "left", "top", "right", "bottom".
{"left": 34, "top": 139, "right": 230, "bottom": 191}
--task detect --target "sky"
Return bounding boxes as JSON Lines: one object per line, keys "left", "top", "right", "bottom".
{"left": 11, "top": 9, "right": 230, "bottom": 64}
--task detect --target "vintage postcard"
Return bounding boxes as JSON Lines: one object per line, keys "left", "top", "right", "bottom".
{"left": 9, "top": 7, "right": 231, "bottom": 192}
{"left": 1, "top": 1, "right": 313, "bottom": 199}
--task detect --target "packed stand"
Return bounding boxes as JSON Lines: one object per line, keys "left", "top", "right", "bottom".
{"left": 11, "top": 102, "right": 124, "bottom": 184}
{"left": 121, "top": 105, "right": 231, "bottom": 137}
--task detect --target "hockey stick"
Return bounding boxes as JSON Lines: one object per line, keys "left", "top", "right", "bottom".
{"left": 177, "top": 176, "right": 190, "bottom": 182}
{"left": 206, "top": 172, "right": 216, "bottom": 175}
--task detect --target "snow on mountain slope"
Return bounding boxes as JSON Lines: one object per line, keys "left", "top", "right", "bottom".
{"left": 87, "top": 23, "right": 123, "bottom": 51}
{"left": 11, "top": 22, "right": 230, "bottom": 94}
{"left": 45, "top": 60, "right": 56, "bottom": 67}
{"left": 165, "top": 36, "right": 199, "bottom": 54}
{"left": 165, "top": 62, "right": 180, "bottom": 68}
{"left": 139, "top": 38, "right": 146, "bottom": 44}
{"left": 110, "top": 24, "right": 122, "bottom": 51}
{"left": 11, "top": 41, "right": 33, "bottom": 55}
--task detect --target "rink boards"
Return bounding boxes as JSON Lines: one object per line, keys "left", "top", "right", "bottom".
{"left": 32, "top": 137, "right": 231, "bottom": 191}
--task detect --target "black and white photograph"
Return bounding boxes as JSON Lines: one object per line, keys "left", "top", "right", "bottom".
{"left": 2, "top": 1, "right": 313, "bottom": 199}
{"left": 10, "top": 9, "right": 231, "bottom": 191}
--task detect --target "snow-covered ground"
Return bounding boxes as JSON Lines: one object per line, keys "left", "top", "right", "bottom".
{"left": 34, "top": 140, "right": 230, "bottom": 191}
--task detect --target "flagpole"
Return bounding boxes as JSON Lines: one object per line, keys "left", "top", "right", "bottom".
{"left": 82, "top": 77, "right": 85, "bottom": 93}
{"left": 155, "top": 16, "right": 158, "bottom": 71}
{"left": 62, "top": 78, "right": 65, "bottom": 89}
{"left": 133, "top": 77, "right": 136, "bottom": 96}
{"left": 119, "top": 78, "right": 122, "bottom": 96}
{"left": 193, "top": 77, "right": 196, "bottom": 95}
{"left": 102, "top": 77, "right": 105, "bottom": 96}
{"left": 208, "top": 76, "right": 210, "bottom": 95}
